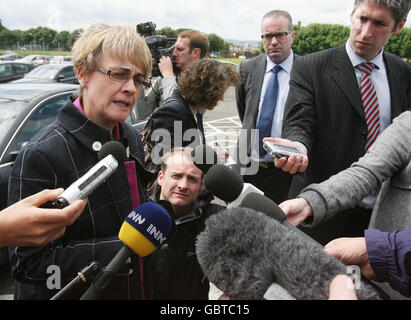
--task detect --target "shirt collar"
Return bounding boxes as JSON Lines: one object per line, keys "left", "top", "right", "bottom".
{"left": 265, "top": 50, "right": 294, "bottom": 74}
{"left": 345, "top": 40, "right": 383, "bottom": 69}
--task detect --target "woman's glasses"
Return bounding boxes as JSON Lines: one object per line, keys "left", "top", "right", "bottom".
{"left": 95, "top": 67, "right": 151, "bottom": 89}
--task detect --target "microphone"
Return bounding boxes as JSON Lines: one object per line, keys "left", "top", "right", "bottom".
{"left": 239, "top": 192, "right": 323, "bottom": 248}
{"left": 80, "top": 202, "right": 173, "bottom": 300}
{"left": 195, "top": 207, "right": 380, "bottom": 300}
{"left": 204, "top": 164, "right": 263, "bottom": 208}
{"left": 54, "top": 141, "right": 127, "bottom": 208}
{"left": 190, "top": 143, "right": 218, "bottom": 174}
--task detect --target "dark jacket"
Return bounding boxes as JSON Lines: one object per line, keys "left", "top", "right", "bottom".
{"left": 366, "top": 229, "right": 411, "bottom": 297}
{"left": 150, "top": 90, "right": 205, "bottom": 150}
{"left": 8, "top": 98, "right": 149, "bottom": 300}
{"left": 144, "top": 193, "right": 224, "bottom": 300}
{"left": 283, "top": 44, "right": 411, "bottom": 186}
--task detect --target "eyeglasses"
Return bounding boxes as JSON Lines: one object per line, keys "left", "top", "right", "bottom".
{"left": 261, "top": 31, "right": 292, "bottom": 41}
{"left": 95, "top": 67, "right": 151, "bottom": 89}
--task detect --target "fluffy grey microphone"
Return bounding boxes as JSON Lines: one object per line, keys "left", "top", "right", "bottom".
{"left": 195, "top": 207, "right": 380, "bottom": 300}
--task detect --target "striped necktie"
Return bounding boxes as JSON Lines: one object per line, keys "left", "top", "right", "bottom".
{"left": 257, "top": 65, "right": 282, "bottom": 157}
{"left": 356, "top": 62, "right": 380, "bottom": 152}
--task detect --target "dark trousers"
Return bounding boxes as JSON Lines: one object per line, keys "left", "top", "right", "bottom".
{"left": 243, "top": 164, "right": 293, "bottom": 205}
{"left": 300, "top": 207, "right": 372, "bottom": 246}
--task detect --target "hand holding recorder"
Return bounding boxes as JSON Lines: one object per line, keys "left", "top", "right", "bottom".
{"left": 263, "top": 137, "right": 309, "bottom": 174}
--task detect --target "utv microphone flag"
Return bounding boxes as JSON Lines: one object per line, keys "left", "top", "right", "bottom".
{"left": 118, "top": 202, "right": 173, "bottom": 257}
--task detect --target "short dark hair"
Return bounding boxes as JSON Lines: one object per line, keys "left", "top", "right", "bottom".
{"left": 262, "top": 10, "right": 294, "bottom": 32}
{"left": 161, "top": 147, "right": 194, "bottom": 173}
{"left": 178, "top": 29, "right": 210, "bottom": 58}
{"left": 353, "top": 0, "right": 411, "bottom": 28}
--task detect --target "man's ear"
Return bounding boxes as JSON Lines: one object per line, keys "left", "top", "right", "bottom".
{"left": 393, "top": 18, "right": 406, "bottom": 35}
{"left": 191, "top": 48, "right": 201, "bottom": 59}
{"left": 157, "top": 171, "right": 164, "bottom": 187}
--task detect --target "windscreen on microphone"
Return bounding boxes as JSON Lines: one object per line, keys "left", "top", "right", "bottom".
{"left": 240, "top": 192, "right": 286, "bottom": 222}
{"left": 98, "top": 140, "right": 127, "bottom": 163}
{"left": 204, "top": 164, "right": 243, "bottom": 202}
{"left": 191, "top": 144, "right": 218, "bottom": 174}
{"left": 195, "top": 207, "right": 380, "bottom": 300}
{"left": 118, "top": 202, "right": 172, "bottom": 257}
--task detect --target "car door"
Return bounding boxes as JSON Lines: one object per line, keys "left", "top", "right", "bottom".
{"left": 0, "top": 63, "right": 15, "bottom": 83}
{"left": 0, "top": 92, "right": 73, "bottom": 211}
{"left": 56, "top": 66, "right": 78, "bottom": 84}
{"left": 12, "top": 64, "right": 32, "bottom": 81}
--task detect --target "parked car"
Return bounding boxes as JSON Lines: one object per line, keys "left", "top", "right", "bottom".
{"left": 16, "top": 54, "right": 50, "bottom": 67}
{"left": 50, "top": 55, "right": 73, "bottom": 64}
{"left": 0, "top": 61, "right": 34, "bottom": 83}
{"left": 0, "top": 83, "right": 76, "bottom": 267}
{"left": 0, "top": 52, "right": 24, "bottom": 61}
{"left": 12, "top": 63, "right": 79, "bottom": 84}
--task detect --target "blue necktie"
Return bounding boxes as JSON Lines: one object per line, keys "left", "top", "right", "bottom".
{"left": 257, "top": 65, "right": 282, "bottom": 157}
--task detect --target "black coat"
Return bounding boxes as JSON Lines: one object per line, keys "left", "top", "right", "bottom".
{"left": 283, "top": 45, "right": 411, "bottom": 185}
{"left": 150, "top": 90, "right": 205, "bottom": 150}
{"left": 144, "top": 195, "right": 224, "bottom": 300}
{"left": 8, "top": 98, "right": 149, "bottom": 300}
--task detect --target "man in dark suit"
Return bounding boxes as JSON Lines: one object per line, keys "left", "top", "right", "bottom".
{"left": 235, "top": 10, "right": 297, "bottom": 204}
{"left": 266, "top": 0, "right": 411, "bottom": 244}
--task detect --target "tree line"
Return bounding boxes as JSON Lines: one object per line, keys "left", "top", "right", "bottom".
{"left": 1, "top": 19, "right": 410, "bottom": 61}
{"left": 292, "top": 24, "right": 411, "bottom": 60}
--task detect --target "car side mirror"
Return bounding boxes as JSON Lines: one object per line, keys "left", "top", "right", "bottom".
{"left": 57, "top": 75, "right": 65, "bottom": 81}
{"left": 4, "top": 150, "right": 18, "bottom": 163}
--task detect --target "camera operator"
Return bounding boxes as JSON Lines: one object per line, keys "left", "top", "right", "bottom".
{"left": 135, "top": 29, "right": 210, "bottom": 120}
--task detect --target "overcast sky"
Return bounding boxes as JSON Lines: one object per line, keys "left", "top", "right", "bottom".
{"left": 2, "top": 0, "right": 411, "bottom": 41}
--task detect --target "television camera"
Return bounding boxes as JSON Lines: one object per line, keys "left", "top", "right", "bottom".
{"left": 137, "top": 22, "right": 178, "bottom": 78}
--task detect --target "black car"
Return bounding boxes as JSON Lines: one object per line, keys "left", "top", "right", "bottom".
{"left": 0, "top": 61, "right": 34, "bottom": 83}
{"left": 12, "top": 63, "right": 78, "bottom": 84}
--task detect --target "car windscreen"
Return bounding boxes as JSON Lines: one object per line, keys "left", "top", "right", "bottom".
{"left": 24, "top": 65, "right": 60, "bottom": 79}
{"left": 0, "top": 99, "right": 27, "bottom": 137}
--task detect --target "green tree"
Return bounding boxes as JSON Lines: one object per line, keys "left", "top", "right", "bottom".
{"left": 22, "top": 28, "right": 36, "bottom": 44}
{"left": 208, "top": 33, "right": 224, "bottom": 56}
{"left": 53, "top": 31, "right": 71, "bottom": 51}
{"left": 0, "top": 29, "right": 22, "bottom": 47}
{"left": 33, "top": 27, "right": 57, "bottom": 49}
{"left": 68, "top": 29, "right": 83, "bottom": 49}
{"left": 157, "top": 27, "right": 178, "bottom": 39}
{"left": 0, "top": 19, "right": 6, "bottom": 32}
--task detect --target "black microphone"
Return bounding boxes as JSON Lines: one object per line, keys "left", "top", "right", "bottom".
{"left": 195, "top": 207, "right": 380, "bottom": 300}
{"left": 240, "top": 192, "right": 323, "bottom": 248}
{"left": 54, "top": 141, "right": 127, "bottom": 208}
{"left": 204, "top": 164, "right": 263, "bottom": 207}
{"left": 191, "top": 143, "right": 218, "bottom": 174}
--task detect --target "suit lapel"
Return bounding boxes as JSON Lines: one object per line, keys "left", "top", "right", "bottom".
{"left": 331, "top": 46, "right": 365, "bottom": 121}
{"left": 384, "top": 53, "right": 406, "bottom": 118}
{"left": 250, "top": 55, "right": 267, "bottom": 124}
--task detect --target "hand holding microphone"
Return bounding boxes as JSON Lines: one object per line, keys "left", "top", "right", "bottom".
{"left": 279, "top": 197, "right": 314, "bottom": 227}
{"left": 239, "top": 192, "right": 322, "bottom": 248}
{"left": 54, "top": 141, "right": 127, "bottom": 208}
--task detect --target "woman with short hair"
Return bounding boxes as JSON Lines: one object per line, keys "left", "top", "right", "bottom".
{"left": 8, "top": 24, "right": 152, "bottom": 300}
